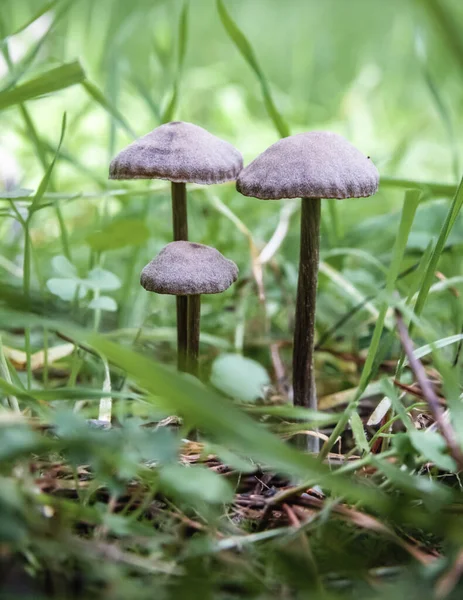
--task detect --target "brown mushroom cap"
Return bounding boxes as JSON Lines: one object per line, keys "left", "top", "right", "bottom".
{"left": 236, "top": 131, "right": 379, "bottom": 200}
{"left": 109, "top": 121, "right": 243, "bottom": 185}
{"left": 140, "top": 241, "right": 238, "bottom": 295}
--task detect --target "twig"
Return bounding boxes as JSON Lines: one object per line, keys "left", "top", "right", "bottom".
{"left": 395, "top": 309, "right": 463, "bottom": 470}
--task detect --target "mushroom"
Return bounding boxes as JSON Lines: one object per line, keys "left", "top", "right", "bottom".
{"left": 236, "top": 131, "right": 379, "bottom": 416}
{"left": 109, "top": 121, "right": 242, "bottom": 371}
{"left": 140, "top": 241, "right": 238, "bottom": 376}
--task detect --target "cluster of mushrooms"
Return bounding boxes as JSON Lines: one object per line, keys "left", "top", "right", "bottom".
{"left": 109, "top": 121, "right": 379, "bottom": 423}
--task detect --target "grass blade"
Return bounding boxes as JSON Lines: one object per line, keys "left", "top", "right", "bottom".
{"left": 420, "top": 0, "right": 463, "bottom": 76}
{"left": 82, "top": 80, "right": 136, "bottom": 139}
{"left": 320, "top": 189, "right": 422, "bottom": 459}
{"left": 29, "top": 113, "right": 67, "bottom": 213}
{"left": 217, "top": 0, "right": 290, "bottom": 138}
{"left": 0, "top": 61, "right": 85, "bottom": 110}
{"left": 161, "top": 1, "right": 189, "bottom": 124}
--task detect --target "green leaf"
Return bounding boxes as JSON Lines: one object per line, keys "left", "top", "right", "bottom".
{"left": 77, "top": 332, "right": 389, "bottom": 509}
{"left": 408, "top": 429, "right": 457, "bottom": 472}
{"left": 82, "top": 80, "right": 136, "bottom": 139}
{"left": 52, "top": 255, "right": 77, "bottom": 278}
{"left": 84, "top": 268, "right": 121, "bottom": 291}
{"left": 321, "top": 189, "right": 421, "bottom": 459}
{"left": 216, "top": 0, "right": 290, "bottom": 138}
{"left": 210, "top": 353, "right": 270, "bottom": 402}
{"left": 29, "top": 112, "right": 67, "bottom": 212}
{"left": 86, "top": 219, "right": 150, "bottom": 252}
{"left": 89, "top": 296, "right": 117, "bottom": 312}
{"left": 350, "top": 412, "right": 369, "bottom": 454}
{"left": 0, "top": 61, "right": 85, "bottom": 111}
{"left": 158, "top": 464, "right": 234, "bottom": 505}
{"left": 0, "top": 0, "right": 59, "bottom": 42}
{"left": 0, "top": 189, "right": 33, "bottom": 199}
{"left": 46, "top": 278, "right": 86, "bottom": 301}
{"left": 178, "top": 0, "right": 189, "bottom": 70}
{"left": 207, "top": 444, "right": 256, "bottom": 473}
{"left": 412, "top": 176, "right": 463, "bottom": 323}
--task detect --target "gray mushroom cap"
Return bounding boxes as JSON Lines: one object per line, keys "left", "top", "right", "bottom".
{"left": 140, "top": 241, "right": 238, "bottom": 295}
{"left": 109, "top": 121, "right": 243, "bottom": 185}
{"left": 236, "top": 131, "right": 379, "bottom": 200}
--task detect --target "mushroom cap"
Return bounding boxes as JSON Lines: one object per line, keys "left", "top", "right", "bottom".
{"left": 109, "top": 121, "right": 243, "bottom": 185}
{"left": 236, "top": 131, "right": 379, "bottom": 200}
{"left": 140, "top": 241, "right": 238, "bottom": 295}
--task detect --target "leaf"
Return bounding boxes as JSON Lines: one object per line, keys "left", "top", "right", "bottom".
{"left": 29, "top": 113, "right": 67, "bottom": 212}
{"left": 0, "top": 188, "right": 33, "bottom": 199}
{"left": 0, "top": 61, "right": 85, "bottom": 111}
{"left": 89, "top": 296, "right": 117, "bottom": 312}
{"left": 51, "top": 255, "right": 77, "bottom": 278}
{"left": 408, "top": 430, "right": 457, "bottom": 472}
{"left": 216, "top": 0, "right": 290, "bottom": 138}
{"left": 1, "top": 0, "right": 73, "bottom": 94}
{"left": 0, "top": 0, "right": 59, "bottom": 42}
{"left": 82, "top": 80, "right": 136, "bottom": 139}
{"left": 207, "top": 444, "right": 256, "bottom": 473}
{"left": 158, "top": 464, "right": 234, "bottom": 505}
{"left": 210, "top": 353, "right": 270, "bottom": 402}
{"left": 46, "top": 278, "right": 86, "bottom": 301}
{"left": 321, "top": 189, "right": 421, "bottom": 458}
{"left": 84, "top": 268, "right": 121, "bottom": 291}
{"left": 86, "top": 219, "right": 150, "bottom": 252}
{"left": 161, "top": 82, "right": 178, "bottom": 124}
{"left": 78, "top": 332, "right": 389, "bottom": 509}
{"left": 350, "top": 412, "right": 369, "bottom": 454}
{"left": 412, "top": 176, "right": 463, "bottom": 324}
{"left": 178, "top": 0, "right": 189, "bottom": 70}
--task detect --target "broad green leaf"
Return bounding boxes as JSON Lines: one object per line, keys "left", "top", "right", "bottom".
{"left": 47, "top": 278, "right": 85, "bottom": 301}
{"left": 0, "top": 61, "right": 85, "bottom": 111}
{"left": 89, "top": 296, "right": 117, "bottom": 312}
{"left": 158, "top": 464, "right": 234, "bottom": 505}
{"left": 52, "top": 255, "right": 77, "bottom": 278}
{"left": 408, "top": 430, "right": 457, "bottom": 472}
{"left": 84, "top": 268, "right": 121, "bottom": 291}
{"left": 86, "top": 219, "right": 150, "bottom": 252}
{"left": 210, "top": 353, "right": 270, "bottom": 402}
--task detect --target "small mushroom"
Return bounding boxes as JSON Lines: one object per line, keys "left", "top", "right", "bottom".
{"left": 110, "top": 121, "right": 242, "bottom": 372}
{"left": 140, "top": 241, "right": 238, "bottom": 376}
{"left": 237, "top": 131, "right": 379, "bottom": 418}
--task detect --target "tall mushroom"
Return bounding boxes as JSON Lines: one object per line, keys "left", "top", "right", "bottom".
{"left": 140, "top": 241, "right": 238, "bottom": 376}
{"left": 109, "top": 121, "right": 242, "bottom": 371}
{"left": 236, "top": 131, "right": 379, "bottom": 415}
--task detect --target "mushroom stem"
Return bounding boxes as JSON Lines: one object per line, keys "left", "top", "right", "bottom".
{"left": 187, "top": 294, "right": 201, "bottom": 377}
{"left": 171, "top": 182, "right": 189, "bottom": 372}
{"left": 293, "top": 197, "right": 320, "bottom": 418}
